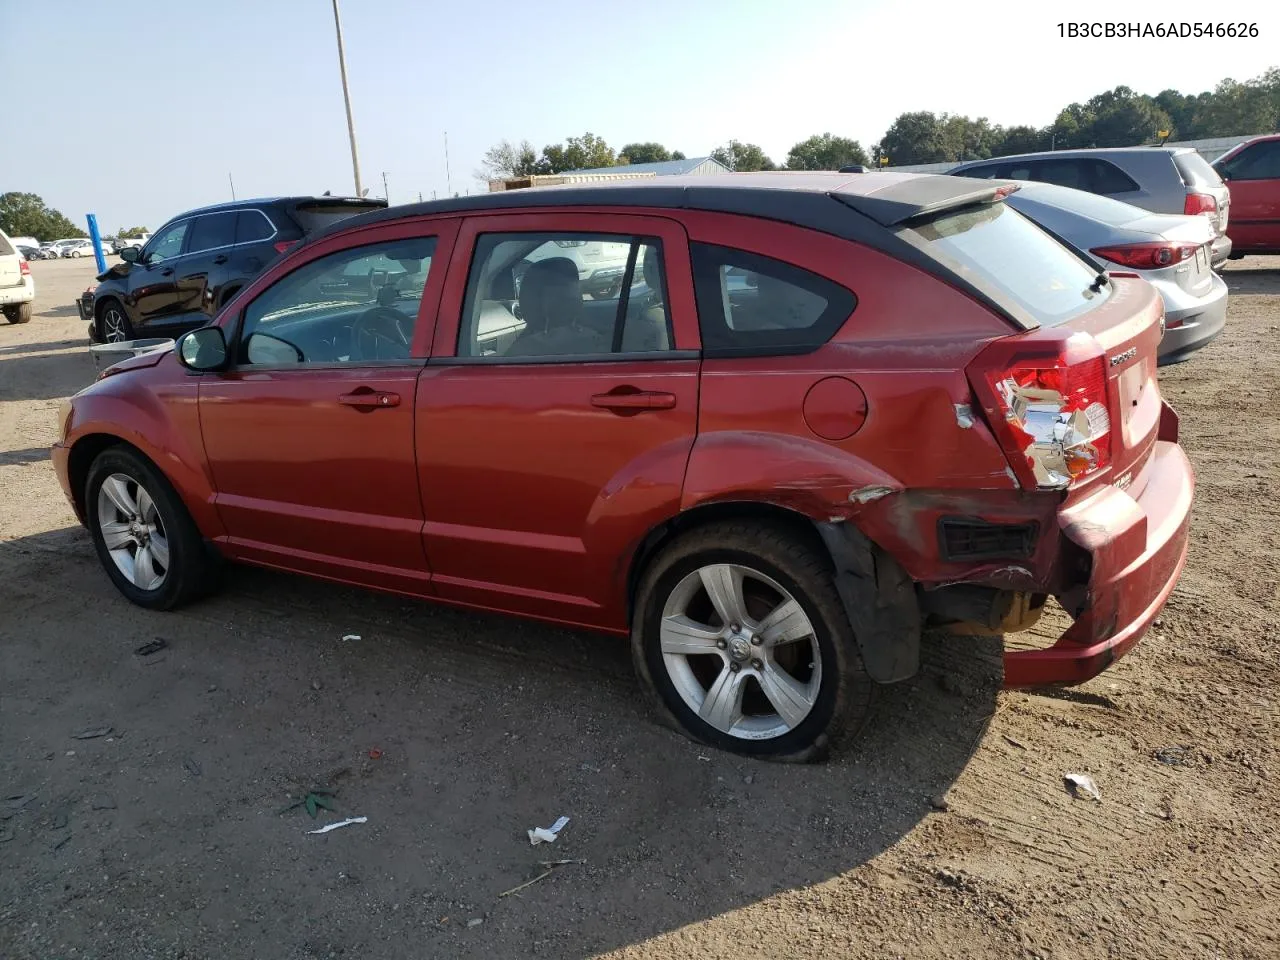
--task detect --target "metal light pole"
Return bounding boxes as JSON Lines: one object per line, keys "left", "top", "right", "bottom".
{"left": 228, "top": 172, "right": 236, "bottom": 201}
{"left": 381, "top": 171, "right": 390, "bottom": 203}
{"left": 331, "top": 0, "right": 363, "bottom": 197}
{"left": 444, "top": 131, "right": 452, "bottom": 197}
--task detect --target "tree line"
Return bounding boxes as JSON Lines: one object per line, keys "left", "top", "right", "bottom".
{"left": 480, "top": 66, "right": 1279, "bottom": 178}
{"left": 0, "top": 192, "right": 87, "bottom": 242}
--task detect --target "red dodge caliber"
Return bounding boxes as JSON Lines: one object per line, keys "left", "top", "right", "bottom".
{"left": 53, "top": 173, "right": 1194, "bottom": 760}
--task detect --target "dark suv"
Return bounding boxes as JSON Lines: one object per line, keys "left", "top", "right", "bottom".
{"left": 83, "top": 196, "right": 387, "bottom": 343}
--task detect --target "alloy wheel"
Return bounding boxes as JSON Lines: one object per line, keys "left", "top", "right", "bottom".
{"left": 96, "top": 473, "right": 169, "bottom": 591}
{"left": 102, "top": 307, "right": 128, "bottom": 343}
{"left": 660, "top": 563, "right": 822, "bottom": 741}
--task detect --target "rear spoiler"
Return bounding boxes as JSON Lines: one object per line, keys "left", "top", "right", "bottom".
{"left": 831, "top": 176, "right": 1018, "bottom": 227}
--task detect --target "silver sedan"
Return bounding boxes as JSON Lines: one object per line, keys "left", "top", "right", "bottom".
{"left": 1001, "top": 181, "right": 1227, "bottom": 365}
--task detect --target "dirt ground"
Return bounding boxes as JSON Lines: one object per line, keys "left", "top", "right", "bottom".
{"left": 1, "top": 256, "right": 1278, "bottom": 960}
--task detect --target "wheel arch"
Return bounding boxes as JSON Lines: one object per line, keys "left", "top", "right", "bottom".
{"left": 626, "top": 500, "right": 921, "bottom": 684}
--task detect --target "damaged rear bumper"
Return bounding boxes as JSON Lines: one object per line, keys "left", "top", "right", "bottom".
{"left": 1003, "top": 440, "right": 1194, "bottom": 687}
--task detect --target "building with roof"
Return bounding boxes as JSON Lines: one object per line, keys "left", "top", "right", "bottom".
{"left": 487, "top": 156, "right": 730, "bottom": 192}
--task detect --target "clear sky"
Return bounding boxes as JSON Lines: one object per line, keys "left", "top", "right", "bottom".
{"left": 1, "top": 0, "right": 1275, "bottom": 233}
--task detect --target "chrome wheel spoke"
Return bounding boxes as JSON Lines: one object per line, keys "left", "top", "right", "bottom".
{"left": 101, "top": 476, "right": 137, "bottom": 517}
{"left": 699, "top": 564, "right": 748, "bottom": 628}
{"left": 149, "top": 532, "right": 170, "bottom": 569}
{"left": 699, "top": 665, "right": 746, "bottom": 733}
{"left": 757, "top": 598, "right": 813, "bottom": 647}
{"left": 133, "top": 545, "right": 162, "bottom": 591}
{"left": 136, "top": 486, "right": 156, "bottom": 524}
{"left": 757, "top": 661, "right": 815, "bottom": 730}
{"left": 101, "top": 521, "right": 134, "bottom": 550}
{"left": 660, "top": 615, "right": 723, "bottom": 656}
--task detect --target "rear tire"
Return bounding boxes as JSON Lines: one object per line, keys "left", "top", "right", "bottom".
{"left": 631, "top": 521, "right": 875, "bottom": 762}
{"left": 85, "top": 446, "right": 214, "bottom": 610}
{"left": 3, "top": 302, "right": 32, "bottom": 324}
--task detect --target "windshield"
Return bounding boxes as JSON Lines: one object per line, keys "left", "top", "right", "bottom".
{"left": 289, "top": 202, "right": 384, "bottom": 234}
{"left": 904, "top": 200, "right": 1108, "bottom": 327}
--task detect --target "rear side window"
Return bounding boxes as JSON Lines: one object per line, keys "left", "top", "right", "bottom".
{"left": 1086, "top": 159, "right": 1140, "bottom": 194}
{"left": 187, "top": 212, "right": 238, "bottom": 253}
{"left": 235, "top": 211, "right": 275, "bottom": 244}
{"left": 690, "top": 243, "right": 855, "bottom": 357}
{"left": 955, "top": 164, "right": 1003, "bottom": 180}
{"left": 288, "top": 202, "right": 382, "bottom": 234}
{"left": 0, "top": 233, "right": 13, "bottom": 256}
{"left": 903, "top": 201, "right": 1108, "bottom": 327}
{"left": 1173, "top": 151, "right": 1223, "bottom": 187}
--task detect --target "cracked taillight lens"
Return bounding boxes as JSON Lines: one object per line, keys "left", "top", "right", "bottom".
{"left": 986, "top": 356, "right": 1112, "bottom": 490}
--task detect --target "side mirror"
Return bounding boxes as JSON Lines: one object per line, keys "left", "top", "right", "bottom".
{"left": 176, "top": 326, "right": 229, "bottom": 371}
{"left": 119, "top": 246, "right": 140, "bottom": 263}
{"left": 245, "top": 332, "right": 304, "bottom": 365}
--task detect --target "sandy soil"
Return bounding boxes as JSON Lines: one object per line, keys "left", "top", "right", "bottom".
{"left": 1, "top": 256, "right": 1277, "bottom": 960}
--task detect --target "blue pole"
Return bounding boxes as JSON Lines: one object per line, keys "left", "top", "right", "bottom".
{"left": 86, "top": 214, "right": 107, "bottom": 274}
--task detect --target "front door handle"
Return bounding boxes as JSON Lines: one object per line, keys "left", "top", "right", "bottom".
{"left": 212, "top": 254, "right": 228, "bottom": 265}
{"left": 338, "top": 390, "right": 401, "bottom": 409}
{"left": 160, "top": 268, "right": 174, "bottom": 277}
{"left": 590, "top": 390, "right": 677, "bottom": 412}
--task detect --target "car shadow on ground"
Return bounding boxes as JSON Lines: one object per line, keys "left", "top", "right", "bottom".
{"left": 0, "top": 526, "right": 1002, "bottom": 958}
{"left": 0, "top": 447, "right": 50, "bottom": 466}
{"left": 0, "top": 339, "right": 96, "bottom": 402}
{"left": 1219, "top": 263, "right": 1280, "bottom": 295}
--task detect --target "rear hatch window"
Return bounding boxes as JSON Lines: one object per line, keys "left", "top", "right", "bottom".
{"left": 287, "top": 200, "right": 386, "bottom": 234}
{"left": 902, "top": 200, "right": 1108, "bottom": 327}
{"left": 1173, "top": 151, "right": 1223, "bottom": 188}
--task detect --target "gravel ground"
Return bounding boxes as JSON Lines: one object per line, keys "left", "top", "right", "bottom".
{"left": 1, "top": 256, "right": 1278, "bottom": 960}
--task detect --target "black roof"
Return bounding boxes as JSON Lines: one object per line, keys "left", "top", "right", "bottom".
{"left": 164, "top": 196, "right": 387, "bottom": 220}
{"left": 312, "top": 172, "right": 1006, "bottom": 244}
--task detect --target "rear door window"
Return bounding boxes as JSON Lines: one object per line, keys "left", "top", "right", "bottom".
{"left": 1086, "top": 159, "right": 1140, "bottom": 194}
{"left": 903, "top": 200, "right": 1108, "bottom": 327}
{"left": 234, "top": 210, "right": 275, "bottom": 244}
{"left": 187, "top": 212, "right": 238, "bottom": 254}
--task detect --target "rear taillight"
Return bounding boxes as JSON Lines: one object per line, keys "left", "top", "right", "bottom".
{"left": 273, "top": 240, "right": 298, "bottom": 255}
{"left": 978, "top": 347, "right": 1112, "bottom": 490}
{"left": 19, "top": 261, "right": 30, "bottom": 276}
{"left": 1184, "top": 192, "right": 1217, "bottom": 216}
{"left": 1091, "top": 242, "right": 1199, "bottom": 270}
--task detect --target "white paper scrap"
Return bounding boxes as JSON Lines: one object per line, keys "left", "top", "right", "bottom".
{"left": 307, "top": 816, "right": 368, "bottom": 834}
{"left": 527, "top": 815, "right": 570, "bottom": 845}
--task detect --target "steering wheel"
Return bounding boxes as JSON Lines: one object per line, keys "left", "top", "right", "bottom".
{"left": 351, "top": 306, "right": 412, "bottom": 361}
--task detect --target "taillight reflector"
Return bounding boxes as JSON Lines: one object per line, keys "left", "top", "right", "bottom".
{"left": 273, "top": 240, "right": 298, "bottom": 254}
{"left": 978, "top": 348, "right": 1113, "bottom": 490}
{"left": 1091, "top": 242, "right": 1199, "bottom": 270}
{"left": 1184, "top": 192, "right": 1217, "bottom": 216}
{"left": 19, "top": 260, "right": 31, "bottom": 276}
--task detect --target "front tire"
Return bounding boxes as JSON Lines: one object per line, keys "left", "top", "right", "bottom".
{"left": 85, "top": 447, "right": 213, "bottom": 610}
{"left": 3, "top": 302, "right": 32, "bottom": 324}
{"left": 97, "top": 299, "right": 133, "bottom": 343}
{"left": 631, "top": 521, "right": 874, "bottom": 762}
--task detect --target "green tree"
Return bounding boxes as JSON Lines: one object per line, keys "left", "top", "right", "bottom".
{"left": 710, "top": 140, "right": 776, "bottom": 172}
{"left": 476, "top": 139, "right": 540, "bottom": 180}
{"left": 0, "top": 192, "right": 86, "bottom": 242}
{"left": 1193, "top": 72, "right": 1280, "bottom": 137}
{"left": 995, "top": 124, "right": 1050, "bottom": 155}
{"left": 878, "top": 112, "right": 953, "bottom": 164}
{"left": 539, "top": 132, "right": 617, "bottom": 173}
{"left": 115, "top": 225, "right": 150, "bottom": 238}
{"left": 784, "top": 133, "right": 868, "bottom": 170}
{"left": 618, "top": 142, "right": 673, "bottom": 164}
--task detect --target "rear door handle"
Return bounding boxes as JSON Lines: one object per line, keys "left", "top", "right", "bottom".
{"left": 338, "top": 390, "right": 401, "bottom": 409}
{"left": 160, "top": 268, "right": 174, "bottom": 276}
{"left": 590, "top": 390, "right": 677, "bottom": 412}
{"left": 212, "top": 254, "right": 228, "bottom": 265}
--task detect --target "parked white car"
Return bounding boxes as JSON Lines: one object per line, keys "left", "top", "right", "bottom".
{"left": 0, "top": 228, "right": 36, "bottom": 324}
{"left": 60, "top": 239, "right": 97, "bottom": 258}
